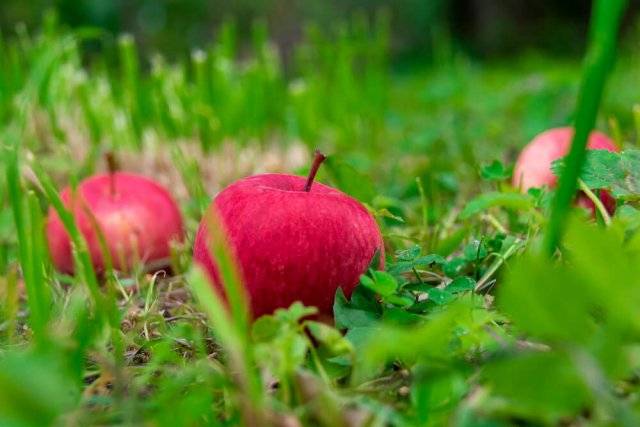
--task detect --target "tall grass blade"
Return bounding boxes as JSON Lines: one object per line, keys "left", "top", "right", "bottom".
{"left": 118, "top": 34, "right": 143, "bottom": 146}
{"left": 5, "top": 140, "right": 48, "bottom": 340}
{"left": 543, "top": 0, "right": 628, "bottom": 255}
{"left": 188, "top": 207, "right": 264, "bottom": 424}
{"left": 26, "top": 190, "right": 52, "bottom": 327}
{"left": 33, "top": 165, "right": 104, "bottom": 316}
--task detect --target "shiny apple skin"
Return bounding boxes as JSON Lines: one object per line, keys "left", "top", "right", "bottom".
{"left": 46, "top": 172, "right": 184, "bottom": 273}
{"left": 193, "top": 173, "right": 384, "bottom": 318}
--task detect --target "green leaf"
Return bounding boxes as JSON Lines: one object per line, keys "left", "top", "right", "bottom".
{"left": 427, "top": 288, "right": 455, "bottom": 305}
{"left": 460, "top": 192, "right": 534, "bottom": 219}
{"left": 617, "top": 149, "right": 640, "bottom": 197}
{"left": 388, "top": 254, "right": 445, "bottom": 275}
{"left": 382, "top": 306, "right": 424, "bottom": 325}
{"left": 360, "top": 271, "right": 398, "bottom": 296}
{"left": 614, "top": 204, "right": 640, "bottom": 230}
{"left": 447, "top": 277, "right": 475, "bottom": 293}
{"left": 349, "top": 285, "right": 381, "bottom": 313}
{"left": 273, "top": 301, "right": 317, "bottom": 323}
{"left": 411, "top": 368, "right": 469, "bottom": 426}
{"left": 579, "top": 150, "right": 624, "bottom": 189}
{"left": 352, "top": 297, "right": 479, "bottom": 383}
{"left": 552, "top": 149, "right": 640, "bottom": 200}
{"left": 333, "top": 288, "right": 381, "bottom": 329}
{"left": 416, "top": 254, "right": 446, "bottom": 264}
{"left": 383, "top": 293, "right": 414, "bottom": 307}
{"left": 498, "top": 252, "right": 594, "bottom": 344}
{"left": 480, "top": 160, "right": 512, "bottom": 181}
{"left": 359, "top": 274, "right": 375, "bottom": 290}
{"left": 463, "top": 240, "right": 488, "bottom": 262}
{"left": 443, "top": 257, "right": 467, "bottom": 278}
{"left": 396, "top": 245, "right": 421, "bottom": 261}
{"left": 483, "top": 352, "right": 591, "bottom": 423}
{"left": 344, "top": 326, "right": 379, "bottom": 351}
{"left": 306, "top": 321, "right": 353, "bottom": 357}
{"left": 371, "top": 271, "right": 399, "bottom": 294}
{"left": 563, "top": 218, "right": 640, "bottom": 334}
{"left": 251, "top": 315, "right": 280, "bottom": 342}
{"left": 552, "top": 149, "right": 623, "bottom": 189}
{"left": 0, "top": 351, "right": 78, "bottom": 427}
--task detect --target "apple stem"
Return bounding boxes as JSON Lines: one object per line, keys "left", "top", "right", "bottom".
{"left": 304, "top": 150, "right": 326, "bottom": 192}
{"left": 105, "top": 152, "right": 119, "bottom": 196}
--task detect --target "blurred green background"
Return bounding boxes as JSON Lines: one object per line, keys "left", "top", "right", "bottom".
{"left": 3, "top": 0, "right": 639, "bottom": 62}
{"left": 2, "top": 0, "right": 640, "bottom": 205}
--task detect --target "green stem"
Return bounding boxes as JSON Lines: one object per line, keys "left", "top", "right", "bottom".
{"left": 578, "top": 180, "right": 612, "bottom": 226}
{"left": 482, "top": 213, "right": 508, "bottom": 234}
{"left": 416, "top": 177, "right": 430, "bottom": 247}
{"left": 543, "top": 0, "right": 628, "bottom": 255}
{"left": 475, "top": 239, "right": 523, "bottom": 292}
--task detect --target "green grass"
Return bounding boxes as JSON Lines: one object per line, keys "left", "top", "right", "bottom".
{"left": 3, "top": 5, "right": 640, "bottom": 426}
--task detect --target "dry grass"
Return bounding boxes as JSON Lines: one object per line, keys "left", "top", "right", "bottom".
{"left": 25, "top": 107, "right": 310, "bottom": 202}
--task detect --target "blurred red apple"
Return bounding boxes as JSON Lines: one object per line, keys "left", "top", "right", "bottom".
{"left": 47, "top": 172, "right": 184, "bottom": 274}
{"left": 513, "top": 127, "right": 619, "bottom": 215}
{"left": 193, "top": 152, "right": 384, "bottom": 318}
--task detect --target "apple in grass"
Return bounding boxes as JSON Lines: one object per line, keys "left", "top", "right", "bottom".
{"left": 193, "top": 151, "right": 384, "bottom": 318}
{"left": 513, "top": 127, "right": 619, "bottom": 215}
{"left": 46, "top": 163, "right": 184, "bottom": 274}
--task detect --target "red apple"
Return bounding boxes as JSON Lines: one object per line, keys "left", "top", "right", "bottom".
{"left": 47, "top": 172, "right": 184, "bottom": 274}
{"left": 513, "top": 127, "right": 619, "bottom": 215}
{"left": 193, "top": 152, "right": 384, "bottom": 318}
